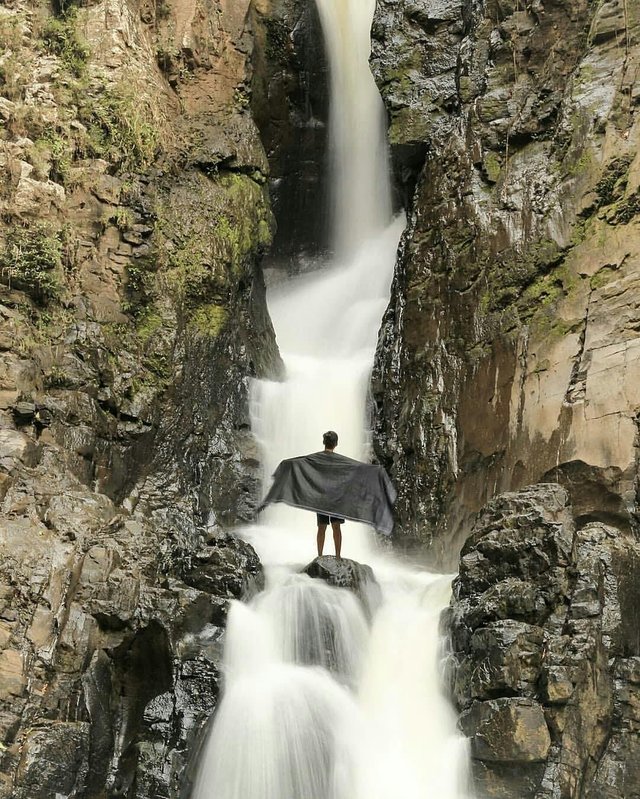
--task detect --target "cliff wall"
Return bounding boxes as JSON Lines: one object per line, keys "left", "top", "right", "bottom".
{"left": 0, "top": 0, "right": 282, "bottom": 794}
{"left": 371, "top": 0, "right": 640, "bottom": 567}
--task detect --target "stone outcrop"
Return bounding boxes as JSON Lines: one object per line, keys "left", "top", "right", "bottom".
{"left": 448, "top": 483, "right": 640, "bottom": 799}
{"left": 371, "top": 0, "right": 640, "bottom": 566}
{"left": 0, "top": 0, "right": 283, "bottom": 795}
{"left": 302, "top": 555, "right": 382, "bottom": 617}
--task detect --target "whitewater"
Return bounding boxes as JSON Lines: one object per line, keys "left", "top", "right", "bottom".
{"left": 191, "top": 0, "right": 472, "bottom": 797}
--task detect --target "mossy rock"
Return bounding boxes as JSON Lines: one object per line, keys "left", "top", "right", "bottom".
{"left": 75, "top": 80, "right": 160, "bottom": 171}
{"left": 482, "top": 151, "right": 502, "bottom": 183}
{"left": 188, "top": 303, "right": 228, "bottom": 337}
{"left": 154, "top": 171, "right": 273, "bottom": 309}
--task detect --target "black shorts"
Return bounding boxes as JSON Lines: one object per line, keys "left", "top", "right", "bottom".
{"left": 317, "top": 513, "right": 345, "bottom": 525}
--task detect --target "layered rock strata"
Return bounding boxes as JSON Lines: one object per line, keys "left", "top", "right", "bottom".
{"left": 448, "top": 483, "right": 640, "bottom": 799}
{"left": 372, "top": 0, "right": 640, "bottom": 565}
{"left": 0, "top": 0, "right": 282, "bottom": 795}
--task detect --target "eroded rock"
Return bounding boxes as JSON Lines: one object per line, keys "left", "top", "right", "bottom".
{"left": 0, "top": 0, "right": 280, "bottom": 796}
{"left": 449, "top": 483, "right": 640, "bottom": 798}
{"left": 460, "top": 698, "right": 551, "bottom": 763}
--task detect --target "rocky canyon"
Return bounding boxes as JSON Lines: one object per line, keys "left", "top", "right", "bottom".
{"left": 0, "top": 0, "right": 638, "bottom": 797}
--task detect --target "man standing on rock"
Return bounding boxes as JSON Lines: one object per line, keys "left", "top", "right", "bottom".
{"left": 315, "top": 431, "right": 344, "bottom": 558}
{"left": 259, "top": 430, "right": 397, "bottom": 557}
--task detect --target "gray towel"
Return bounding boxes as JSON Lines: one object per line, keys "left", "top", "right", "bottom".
{"left": 260, "top": 451, "right": 396, "bottom": 535}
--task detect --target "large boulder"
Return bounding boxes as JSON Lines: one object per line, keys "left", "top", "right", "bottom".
{"left": 302, "top": 556, "right": 382, "bottom": 618}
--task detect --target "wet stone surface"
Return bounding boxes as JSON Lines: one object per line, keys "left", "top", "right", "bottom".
{"left": 302, "top": 555, "right": 383, "bottom": 618}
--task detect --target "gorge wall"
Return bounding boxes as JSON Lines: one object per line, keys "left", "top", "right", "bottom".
{"left": 367, "top": 1, "right": 640, "bottom": 795}
{"left": 0, "top": 0, "right": 291, "bottom": 795}
{"left": 448, "top": 483, "right": 640, "bottom": 799}
{"left": 371, "top": 0, "right": 640, "bottom": 567}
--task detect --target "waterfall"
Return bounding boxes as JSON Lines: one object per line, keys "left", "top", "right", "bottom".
{"left": 314, "top": 0, "right": 392, "bottom": 257}
{"left": 191, "top": 1, "right": 472, "bottom": 797}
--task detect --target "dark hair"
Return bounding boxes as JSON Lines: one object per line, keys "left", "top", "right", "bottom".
{"left": 323, "top": 430, "right": 338, "bottom": 449}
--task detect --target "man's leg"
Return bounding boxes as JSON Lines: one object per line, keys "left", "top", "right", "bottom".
{"left": 317, "top": 524, "right": 327, "bottom": 556}
{"left": 331, "top": 522, "right": 342, "bottom": 559}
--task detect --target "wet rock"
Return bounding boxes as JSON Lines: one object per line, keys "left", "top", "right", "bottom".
{"left": 251, "top": 0, "right": 331, "bottom": 265}
{"left": 302, "top": 555, "right": 382, "bottom": 616}
{"left": 460, "top": 698, "right": 551, "bottom": 762}
{"left": 0, "top": 0, "right": 281, "bottom": 795}
{"left": 15, "top": 722, "right": 90, "bottom": 799}
{"left": 449, "top": 484, "right": 640, "bottom": 798}
{"left": 182, "top": 534, "right": 264, "bottom": 598}
{"left": 453, "top": 621, "right": 544, "bottom": 704}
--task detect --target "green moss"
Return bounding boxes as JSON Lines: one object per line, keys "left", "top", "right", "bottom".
{"left": 30, "top": 131, "right": 73, "bottom": 183}
{"left": 565, "top": 148, "right": 595, "bottom": 179}
{"left": 519, "top": 274, "right": 564, "bottom": 312}
{"left": 382, "top": 48, "right": 422, "bottom": 93}
{"left": 482, "top": 238, "right": 565, "bottom": 313}
{"left": 135, "top": 307, "right": 163, "bottom": 344}
{"left": 258, "top": 218, "right": 272, "bottom": 249}
{"left": 41, "top": 10, "right": 90, "bottom": 77}
{"left": 531, "top": 313, "right": 582, "bottom": 341}
{"left": 123, "top": 258, "right": 157, "bottom": 318}
{"left": 163, "top": 245, "right": 209, "bottom": 305}
{"left": 188, "top": 303, "right": 228, "bottom": 337}
{"left": 483, "top": 151, "right": 502, "bottom": 183}
{"left": 0, "top": 223, "right": 65, "bottom": 303}
{"left": 155, "top": 172, "right": 271, "bottom": 308}
{"left": 142, "top": 350, "right": 171, "bottom": 381}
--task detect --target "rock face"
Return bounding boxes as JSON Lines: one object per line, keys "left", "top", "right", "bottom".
{"left": 448, "top": 484, "right": 640, "bottom": 799}
{"left": 371, "top": 0, "right": 640, "bottom": 565}
{"left": 250, "top": 0, "right": 330, "bottom": 266}
{"left": 0, "top": 0, "right": 283, "bottom": 795}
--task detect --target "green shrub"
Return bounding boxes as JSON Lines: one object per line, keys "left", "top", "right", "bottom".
{"left": 29, "top": 132, "right": 73, "bottom": 183}
{"left": 0, "top": 223, "right": 64, "bottom": 303}
{"left": 76, "top": 81, "right": 159, "bottom": 171}
{"left": 41, "top": 11, "right": 90, "bottom": 77}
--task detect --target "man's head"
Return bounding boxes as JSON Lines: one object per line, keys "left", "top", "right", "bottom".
{"left": 323, "top": 430, "right": 338, "bottom": 450}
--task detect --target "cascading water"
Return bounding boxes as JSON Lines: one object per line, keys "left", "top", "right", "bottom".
{"left": 191, "top": 1, "right": 472, "bottom": 798}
